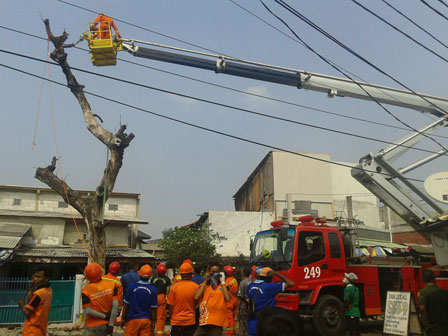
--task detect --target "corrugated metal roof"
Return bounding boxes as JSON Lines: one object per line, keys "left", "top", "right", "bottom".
{"left": 15, "top": 247, "right": 155, "bottom": 259}
{"left": 0, "top": 210, "right": 148, "bottom": 224}
{"left": 0, "top": 236, "right": 21, "bottom": 249}
{"left": 0, "top": 222, "right": 31, "bottom": 237}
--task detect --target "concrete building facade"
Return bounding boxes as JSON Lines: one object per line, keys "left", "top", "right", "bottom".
{"left": 234, "top": 151, "right": 381, "bottom": 227}
{"left": 0, "top": 185, "right": 153, "bottom": 278}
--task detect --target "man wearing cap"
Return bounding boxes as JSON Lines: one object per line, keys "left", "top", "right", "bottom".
{"left": 167, "top": 262, "right": 200, "bottom": 336}
{"left": 151, "top": 264, "right": 171, "bottom": 336}
{"left": 82, "top": 263, "right": 119, "bottom": 336}
{"left": 246, "top": 267, "right": 294, "bottom": 336}
{"left": 223, "top": 265, "right": 238, "bottom": 336}
{"left": 173, "top": 259, "right": 194, "bottom": 285}
{"left": 103, "top": 262, "right": 123, "bottom": 315}
{"left": 343, "top": 272, "right": 360, "bottom": 336}
{"left": 121, "top": 264, "right": 158, "bottom": 336}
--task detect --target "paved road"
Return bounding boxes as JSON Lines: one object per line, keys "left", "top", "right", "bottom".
{"left": 1, "top": 320, "right": 384, "bottom": 335}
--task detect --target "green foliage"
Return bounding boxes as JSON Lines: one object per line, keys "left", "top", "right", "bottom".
{"left": 159, "top": 224, "right": 225, "bottom": 269}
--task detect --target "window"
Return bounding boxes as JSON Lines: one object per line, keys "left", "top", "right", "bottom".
{"left": 297, "top": 231, "right": 325, "bottom": 266}
{"left": 58, "top": 201, "right": 68, "bottom": 208}
{"left": 13, "top": 198, "right": 21, "bottom": 205}
{"left": 329, "top": 232, "right": 342, "bottom": 258}
{"left": 250, "top": 228, "right": 296, "bottom": 263}
{"left": 108, "top": 204, "right": 118, "bottom": 211}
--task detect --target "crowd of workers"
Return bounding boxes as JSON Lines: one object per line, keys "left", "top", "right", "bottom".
{"left": 17, "top": 261, "right": 448, "bottom": 336}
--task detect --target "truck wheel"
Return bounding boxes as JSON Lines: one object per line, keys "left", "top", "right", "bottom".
{"left": 312, "top": 294, "right": 345, "bottom": 336}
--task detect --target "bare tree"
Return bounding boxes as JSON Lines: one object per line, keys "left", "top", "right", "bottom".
{"left": 35, "top": 19, "right": 134, "bottom": 267}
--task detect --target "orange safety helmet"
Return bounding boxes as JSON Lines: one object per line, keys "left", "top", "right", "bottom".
{"left": 138, "top": 264, "right": 153, "bottom": 278}
{"left": 224, "top": 265, "right": 234, "bottom": 276}
{"left": 179, "top": 262, "right": 193, "bottom": 274}
{"left": 108, "top": 261, "right": 120, "bottom": 274}
{"left": 84, "top": 263, "right": 103, "bottom": 282}
{"left": 183, "top": 259, "right": 193, "bottom": 265}
{"left": 157, "top": 264, "right": 167, "bottom": 275}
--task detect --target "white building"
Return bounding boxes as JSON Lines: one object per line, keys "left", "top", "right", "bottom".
{"left": 233, "top": 151, "right": 382, "bottom": 227}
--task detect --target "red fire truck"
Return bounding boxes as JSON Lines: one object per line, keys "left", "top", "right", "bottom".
{"left": 249, "top": 216, "right": 448, "bottom": 335}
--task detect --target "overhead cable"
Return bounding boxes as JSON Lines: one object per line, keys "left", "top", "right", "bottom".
{"left": 54, "top": 0, "right": 447, "bottom": 145}
{"left": 382, "top": 0, "right": 448, "bottom": 50}
{"left": 1, "top": 61, "right": 426, "bottom": 182}
{"left": 2, "top": 49, "right": 444, "bottom": 156}
{"left": 419, "top": 0, "right": 448, "bottom": 22}
{"left": 3, "top": 24, "right": 447, "bottom": 140}
{"left": 351, "top": 0, "right": 448, "bottom": 63}
{"left": 266, "top": 0, "right": 448, "bottom": 152}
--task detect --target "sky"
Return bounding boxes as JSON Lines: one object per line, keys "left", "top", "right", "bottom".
{"left": 1, "top": 0, "right": 448, "bottom": 239}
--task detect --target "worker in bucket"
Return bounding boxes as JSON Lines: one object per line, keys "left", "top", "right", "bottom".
{"left": 343, "top": 272, "right": 360, "bottom": 336}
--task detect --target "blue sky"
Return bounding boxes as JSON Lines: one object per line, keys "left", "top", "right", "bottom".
{"left": 1, "top": 0, "right": 447, "bottom": 238}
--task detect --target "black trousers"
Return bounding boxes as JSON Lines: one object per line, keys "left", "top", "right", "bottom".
{"left": 171, "top": 324, "right": 196, "bottom": 336}
{"left": 345, "top": 316, "right": 360, "bottom": 336}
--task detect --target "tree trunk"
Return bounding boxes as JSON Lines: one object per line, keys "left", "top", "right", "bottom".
{"left": 34, "top": 19, "right": 134, "bottom": 268}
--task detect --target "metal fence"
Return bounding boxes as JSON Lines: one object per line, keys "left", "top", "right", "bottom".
{"left": 0, "top": 278, "right": 75, "bottom": 325}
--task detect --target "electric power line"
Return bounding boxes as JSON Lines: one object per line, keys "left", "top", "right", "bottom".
{"left": 53, "top": 0, "right": 448, "bottom": 149}
{"left": 3, "top": 24, "right": 447, "bottom": 141}
{"left": 266, "top": 0, "right": 448, "bottom": 152}
{"left": 1, "top": 61, "right": 426, "bottom": 182}
{"left": 2, "top": 48, "right": 445, "bottom": 157}
{"left": 437, "top": 0, "right": 448, "bottom": 10}
{"left": 420, "top": 0, "right": 448, "bottom": 22}
{"left": 382, "top": 0, "right": 448, "bottom": 50}
{"left": 351, "top": 0, "right": 448, "bottom": 63}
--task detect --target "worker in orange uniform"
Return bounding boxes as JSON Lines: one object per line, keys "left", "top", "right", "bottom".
{"left": 150, "top": 264, "right": 171, "bottom": 336}
{"left": 82, "top": 263, "right": 119, "bottom": 336}
{"left": 90, "top": 13, "right": 121, "bottom": 40}
{"left": 102, "top": 261, "right": 124, "bottom": 316}
{"left": 167, "top": 262, "right": 199, "bottom": 336}
{"left": 18, "top": 266, "right": 53, "bottom": 336}
{"left": 224, "top": 265, "right": 238, "bottom": 336}
{"left": 173, "top": 259, "right": 194, "bottom": 285}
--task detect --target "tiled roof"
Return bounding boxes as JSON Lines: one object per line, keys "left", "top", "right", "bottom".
{"left": 0, "top": 222, "right": 31, "bottom": 265}
{"left": 15, "top": 247, "right": 155, "bottom": 259}
{"left": 0, "top": 236, "right": 22, "bottom": 249}
{"left": 0, "top": 210, "right": 148, "bottom": 224}
{"left": 0, "top": 222, "right": 31, "bottom": 237}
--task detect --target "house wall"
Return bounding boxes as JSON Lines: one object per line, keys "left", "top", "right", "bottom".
{"left": 0, "top": 215, "right": 64, "bottom": 246}
{"left": 205, "top": 210, "right": 275, "bottom": 257}
{"left": 330, "top": 162, "right": 382, "bottom": 228}
{"left": 234, "top": 154, "right": 274, "bottom": 212}
{"left": 63, "top": 221, "right": 129, "bottom": 247}
{"left": 0, "top": 187, "right": 140, "bottom": 218}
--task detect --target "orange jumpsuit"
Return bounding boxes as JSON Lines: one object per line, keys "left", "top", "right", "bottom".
{"left": 91, "top": 14, "right": 120, "bottom": 39}
{"left": 225, "top": 276, "right": 238, "bottom": 336}
{"left": 150, "top": 275, "right": 171, "bottom": 335}
{"left": 102, "top": 273, "right": 123, "bottom": 313}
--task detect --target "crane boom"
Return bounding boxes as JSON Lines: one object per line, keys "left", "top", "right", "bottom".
{"left": 122, "top": 40, "right": 448, "bottom": 265}
{"left": 122, "top": 41, "right": 448, "bottom": 117}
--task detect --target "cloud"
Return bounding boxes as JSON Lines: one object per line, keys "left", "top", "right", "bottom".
{"left": 244, "top": 85, "right": 271, "bottom": 110}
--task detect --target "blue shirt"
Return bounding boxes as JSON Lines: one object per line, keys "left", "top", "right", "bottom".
{"left": 192, "top": 274, "right": 205, "bottom": 285}
{"left": 121, "top": 270, "right": 140, "bottom": 296}
{"left": 246, "top": 280, "right": 285, "bottom": 336}
{"left": 124, "top": 280, "right": 158, "bottom": 322}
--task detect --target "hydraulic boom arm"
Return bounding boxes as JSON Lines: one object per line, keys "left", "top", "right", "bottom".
{"left": 122, "top": 40, "right": 448, "bottom": 265}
